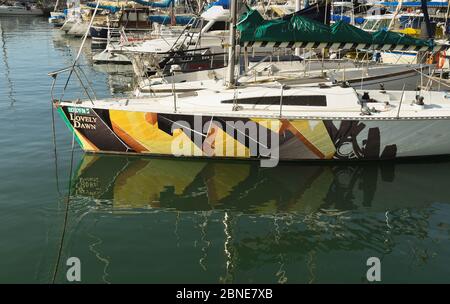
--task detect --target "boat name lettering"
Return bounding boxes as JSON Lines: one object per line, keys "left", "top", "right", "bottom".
{"left": 69, "top": 113, "right": 97, "bottom": 130}
{"left": 67, "top": 107, "right": 91, "bottom": 115}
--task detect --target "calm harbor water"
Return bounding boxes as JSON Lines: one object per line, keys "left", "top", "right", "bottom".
{"left": 1, "top": 17, "right": 450, "bottom": 284}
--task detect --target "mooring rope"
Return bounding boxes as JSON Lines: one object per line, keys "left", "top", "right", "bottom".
{"left": 51, "top": 130, "right": 76, "bottom": 284}
{"left": 50, "top": 77, "right": 61, "bottom": 196}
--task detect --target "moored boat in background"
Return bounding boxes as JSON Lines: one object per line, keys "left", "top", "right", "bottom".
{"left": 48, "top": 11, "right": 66, "bottom": 26}
{"left": 0, "top": 2, "right": 43, "bottom": 16}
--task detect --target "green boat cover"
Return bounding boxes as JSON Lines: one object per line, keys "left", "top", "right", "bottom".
{"left": 237, "top": 9, "right": 433, "bottom": 48}
{"left": 330, "top": 21, "right": 372, "bottom": 44}
{"left": 371, "top": 29, "right": 431, "bottom": 47}
{"left": 238, "top": 9, "right": 333, "bottom": 43}
{"left": 237, "top": 7, "right": 265, "bottom": 42}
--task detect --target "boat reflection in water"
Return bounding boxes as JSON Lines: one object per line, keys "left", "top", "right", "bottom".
{"left": 70, "top": 155, "right": 450, "bottom": 283}
{"left": 73, "top": 155, "right": 450, "bottom": 213}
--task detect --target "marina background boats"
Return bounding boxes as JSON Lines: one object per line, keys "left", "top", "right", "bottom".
{"left": 0, "top": 1, "right": 44, "bottom": 16}
{"left": 1, "top": 1, "right": 450, "bottom": 284}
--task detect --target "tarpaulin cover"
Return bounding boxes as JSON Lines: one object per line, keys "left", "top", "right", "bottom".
{"left": 238, "top": 9, "right": 433, "bottom": 47}
{"left": 208, "top": 0, "right": 229, "bottom": 9}
{"left": 371, "top": 29, "right": 432, "bottom": 47}
{"left": 331, "top": 14, "right": 365, "bottom": 25}
{"left": 238, "top": 9, "right": 334, "bottom": 42}
{"left": 377, "top": 1, "right": 448, "bottom": 7}
{"left": 330, "top": 21, "right": 372, "bottom": 43}
{"left": 132, "top": 0, "right": 174, "bottom": 8}
{"left": 149, "top": 15, "right": 194, "bottom": 25}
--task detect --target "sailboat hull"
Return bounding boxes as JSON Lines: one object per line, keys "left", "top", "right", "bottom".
{"left": 67, "top": 22, "right": 90, "bottom": 37}
{"left": 56, "top": 105, "right": 450, "bottom": 161}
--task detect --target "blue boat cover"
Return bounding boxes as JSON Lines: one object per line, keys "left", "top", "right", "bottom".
{"left": 149, "top": 15, "right": 194, "bottom": 25}
{"left": 208, "top": 0, "right": 229, "bottom": 9}
{"left": 132, "top": 0, "right": 174, "bottom": 8}
{"left": 376, "top": 1, "right": 448, "bottom": 7}
{"left": 331, "top": 15, "right": 365, "bottom": 25}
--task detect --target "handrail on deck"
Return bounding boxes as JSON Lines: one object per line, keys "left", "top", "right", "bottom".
{"left": 47, "top": 66, "right": 75, "bottom": 78}
{"left": 279, "top": 83, "right": 285, "bottom": 117}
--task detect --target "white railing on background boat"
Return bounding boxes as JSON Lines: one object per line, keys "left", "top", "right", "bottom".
{"left": 279, "top": 83, "right": 284, "bottom": 117}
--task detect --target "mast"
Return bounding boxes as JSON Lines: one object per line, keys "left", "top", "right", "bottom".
{"left": 421, "top": 0, "right": 433, "bottom": 38}
{"left": 446, "top": 0, "right": 450, "bottom": 36}
{"left": 295, "top": 0, "right": 301, "bottom": 56}
{"left": 227, "top": 0, "right": 237, "bottom": 88}
{"left": 54, "top": 0, "right": 61, "bottom": 12}
{"left": 388, "top": 0, "right": 403, "bottom": 30}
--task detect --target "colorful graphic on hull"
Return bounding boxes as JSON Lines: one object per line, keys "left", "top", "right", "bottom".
{"left": 58, "top": 106, "right": 397, "bottom": 160}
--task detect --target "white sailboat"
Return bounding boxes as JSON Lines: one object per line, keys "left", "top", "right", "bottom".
{"left": 93, "top": 4, "right": 230, "bottom": 68}
{"left": 50, "top": 0, "right": 450, "bottom": 163}
{"left": 60, "top": 0, "right": 85, "bottom": 35}
{"left": 48, "top": 0, "right": 66, "bottom": 26}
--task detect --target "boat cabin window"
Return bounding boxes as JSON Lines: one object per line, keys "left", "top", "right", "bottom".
{"left": 362, "top": 19, "right": 378, "bottom": 31}
{"left": 377, "top": 19, "right": 391, "bottom": 31}
{"left": 221, "top": 95, "right": 327, "bottom": 106}
{"left": 399, "top": 16, "right": 422, "bottom": 29}
{"left": 333, "top": 6, "right": 353, "bottom": 15}
{"left": 206, "top": 21, "right": 227, "bottom": 32}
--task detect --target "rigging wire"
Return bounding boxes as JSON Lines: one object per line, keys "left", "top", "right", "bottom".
{"left": 60, "top": 0, "right": 101, "bottom": 101}
{"left": 51, "top": 0, "right": 102, "bottom": 283}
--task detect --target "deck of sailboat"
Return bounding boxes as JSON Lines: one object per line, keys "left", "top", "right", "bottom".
{"left": 59, "top": 84, "right": 450, "bottom": 120}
